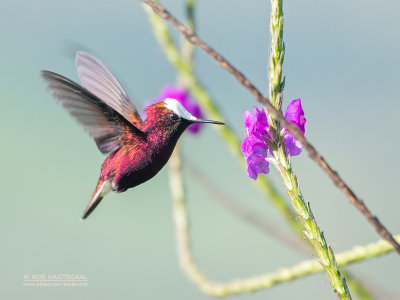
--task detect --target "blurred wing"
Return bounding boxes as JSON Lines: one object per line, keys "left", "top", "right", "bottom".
{"left": 42, "top": 70, "right": 143, "bottom": 153}
{"left": 75, "top": 51, "right": 143, "bottom": 128}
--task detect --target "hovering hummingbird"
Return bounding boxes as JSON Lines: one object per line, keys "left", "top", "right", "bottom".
{"left": 42, "top": 52, "right": 224, "bottom": 219}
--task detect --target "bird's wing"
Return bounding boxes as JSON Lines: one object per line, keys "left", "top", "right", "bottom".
{"left": 42, "top": 71, "right": 144, "bottom": 154}
{"left": 75, "top": 51, "right": 143, "bottom": 128}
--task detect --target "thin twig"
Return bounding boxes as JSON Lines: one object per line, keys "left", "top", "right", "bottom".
{"left": 143, "top": 7, "right": 374, "bottom": 298}
{"left": 140, "top": 0, "right": 400, "bottom": 255}
{"left": 143, "top": 1, "right": 304, "bottom": 235}
{"left": 267, "top": 1, "right": 350, "bottom": 298}
{"left": 169, "top": 148, "right": 399, "bottom": 296}
{"left": 184, "top": 159, "right": 376, "bottom": 299}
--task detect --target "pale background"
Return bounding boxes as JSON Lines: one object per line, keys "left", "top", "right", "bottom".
{"left": 1, "top": 0, "right": 399, "bottom": 299}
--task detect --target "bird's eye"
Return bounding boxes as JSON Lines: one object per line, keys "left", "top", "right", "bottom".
{"left": 169, "top": 113, "right": 180, "bottom": 122}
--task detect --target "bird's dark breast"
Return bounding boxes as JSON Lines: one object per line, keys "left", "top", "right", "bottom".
{"left": 113, "top": 141, "right": 177, "bottom": 193}
{"left": 111, "top": 123, "right": 188, "bottom": 193}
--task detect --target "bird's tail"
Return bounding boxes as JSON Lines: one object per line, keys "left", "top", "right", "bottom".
{"left": 81, "top": 179, "right": 112, "bottom": 220}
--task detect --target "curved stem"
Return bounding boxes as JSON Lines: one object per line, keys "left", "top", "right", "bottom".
{"left": 169, "top": 147, "right": 399, "bottom": 297}
{"left": 143, "top": 2, "right": 301, "bottom": 234}
{"left": 141, "top": 0, "right": 400, "bottom": 255}
{"left": 267, "top": 1, "right": 350, "bottom": 298}
{"left": 144, "top": 2, "right": 372, "bottom": 298}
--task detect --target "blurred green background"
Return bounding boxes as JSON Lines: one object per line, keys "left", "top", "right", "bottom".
{"left": 1, "top": 0, "right": 399, "bottom": 299}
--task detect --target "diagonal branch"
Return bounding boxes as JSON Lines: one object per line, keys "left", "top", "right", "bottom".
{"left": 169, "top": 145, "right": 400, "bottom": 297}
{"left": 143, "top": 5, "right": 375, "bottom": 298}
{"left": 140, "top": 0, "right": 400, "bottom": 255}
{"left": 142, "top": 1, "right": 304, "bottom": 234}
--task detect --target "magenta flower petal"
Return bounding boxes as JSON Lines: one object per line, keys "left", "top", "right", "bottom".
{"left": 284, "top": 134, "right": 303, "bottom": 156}
{"left": 243, "top": 107, "right": 271, "bottom": 140}
{"left": 254, "top": 107, "right": 269, "bottom": 132}
{"left": 241, "top": 135, "right": 269, "bottom": 157}
{"left": 241, "top": 99, "right": 306, "bottom": 179}
{"left": 283, "top": 98, "right": 307, "bottom": 156}
{"left": 254, "top": 106, "right": 269, "bottom": 128}
{"left": 241, "top": 106, "right": 272, "bottom": 179}
{"left": 284, "top": 98, "right": 306, "bottom": 135}
{"left": 158, "top": 84, "right": 188, "bottom": 103}
{"left": 243, "top": 110, "right": 257, "bottom": 136}
{"left": 246, "top": 154, "right": 269, "bottom": 180}
{"left": 143, "top": 84, "right": 204, "bottom": 134}
{"left": 243, "top": 110, "right": 255, "bottom": 129}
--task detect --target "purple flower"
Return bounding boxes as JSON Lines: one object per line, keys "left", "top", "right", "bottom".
{"left": 284, "top": 98, "right": 307, "bottom": 156}
{"left": 143, "top": 84, "right": 204, "bottom": 134}
{"left": 244, "top": 106, "right": 271, "bottom": 140}
{"left": 241, "top": 98, "right": 306, "bottom": 180}
{"left": 241, "top": 135, "right": 269, "bottom": 157}
{"left": 285, "top": 98, "right": 306, "bottom": 135}
{"left": 246, "top": 154, "right": 270, "bottom": 180}
{"left": 283, "top": 134, "right": 304, "bottom": 157}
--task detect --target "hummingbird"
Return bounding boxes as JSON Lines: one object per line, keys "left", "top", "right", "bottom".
{"left": 42, "top": 51, "right": 224, "bottom": 219}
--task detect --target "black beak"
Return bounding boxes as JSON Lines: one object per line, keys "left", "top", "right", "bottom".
{"left": 192, "top": 118, "right": 225, "bottom": 125}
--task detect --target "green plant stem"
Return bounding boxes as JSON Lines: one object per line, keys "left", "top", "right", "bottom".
{"left": 143, "top": 3, "right": 302, "bottom": 234}
{"left": 141, "top": 0, "right": 400, "bottom": 256}
{"left": 267, "top": 1, "right": 350, "bottom": 298}
{"left": 275, "top": 157, "right": 352, "bottom": 299}
{"left": 144, "top": 4, "right": 372, "bottom": 298}
{"left": 169, "top": 145, "right": 399, "bottom": 297}
{"left": 182, "top": 0, "right": 195, "bottom": 63}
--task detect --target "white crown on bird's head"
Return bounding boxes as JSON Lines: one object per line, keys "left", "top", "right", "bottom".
{"left": 163, "top": 98, "right": 198, "bottom": 121}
